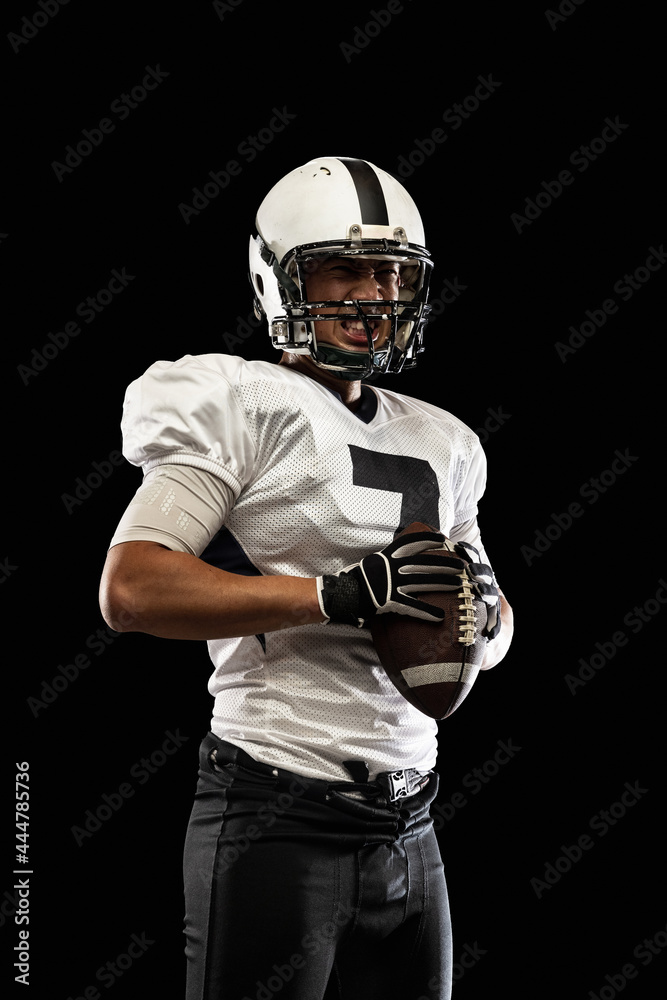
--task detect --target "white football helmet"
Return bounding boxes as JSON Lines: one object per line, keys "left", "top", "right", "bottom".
{"left": 248, "top": 156, "right": 433, "bottom": 379}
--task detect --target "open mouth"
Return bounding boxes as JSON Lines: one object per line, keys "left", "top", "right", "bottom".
{"left": 340, "top": 319, "right": 381, "bottom": 344}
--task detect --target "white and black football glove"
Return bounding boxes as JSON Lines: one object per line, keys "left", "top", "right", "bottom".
{"left": 318, "top": 531, "right": 468, "bottom": 628}
{"left": 449, "top": 540, "right": 502, "bottom": 640}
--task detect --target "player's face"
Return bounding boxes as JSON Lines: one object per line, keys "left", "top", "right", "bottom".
{"left": 303, "top": 256, "right": 402, "bottom": 352}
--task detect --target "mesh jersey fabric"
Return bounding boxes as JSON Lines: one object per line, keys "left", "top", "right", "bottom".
{"left": 112, "top": 354, "right": 489, "bottom": 781}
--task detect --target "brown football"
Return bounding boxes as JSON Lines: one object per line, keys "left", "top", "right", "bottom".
{"left": 370, "top": 522, "right": 488, "bottom": 720}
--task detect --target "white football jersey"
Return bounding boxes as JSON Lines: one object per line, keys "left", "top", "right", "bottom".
{"left": 115, "top": 354, "right": 489, "bottom": 781}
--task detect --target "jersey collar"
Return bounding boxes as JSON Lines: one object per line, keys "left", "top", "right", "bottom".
{"left": 323, "top": 383, "right": 378, "bottom": 424}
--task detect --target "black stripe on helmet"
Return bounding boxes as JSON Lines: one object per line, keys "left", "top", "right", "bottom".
{"left": 337, "top": 157, "right": 389, "bottom": 226}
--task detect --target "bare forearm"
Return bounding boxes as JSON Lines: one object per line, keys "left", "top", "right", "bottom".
{"left": 100, "top": 542, "right": 324, "bottom": 640}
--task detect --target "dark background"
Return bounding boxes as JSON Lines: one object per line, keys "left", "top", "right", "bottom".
{"left": 4, "top": 2, "right": 664, "bottom": 997}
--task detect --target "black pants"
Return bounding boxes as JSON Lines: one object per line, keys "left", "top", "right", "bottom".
{"left": 183, "top": 733, "right": 452, "bottom": 1000}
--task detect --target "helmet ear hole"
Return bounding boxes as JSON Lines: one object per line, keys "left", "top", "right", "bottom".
{"left": 254, "top": 273, "right": 264, "bottom": 296}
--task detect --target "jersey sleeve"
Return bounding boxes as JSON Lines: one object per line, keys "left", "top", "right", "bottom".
{"left": 119, "top": 354, "right": 257, "bottom": 497}
{"left": 449, "top": 434, "right": 495, "bottom": 571}
{"left": 452, "top": 434, "right": 487, "bottom": 526}
{"left": 448, "top": 516, "right": 488, "bottom": 562}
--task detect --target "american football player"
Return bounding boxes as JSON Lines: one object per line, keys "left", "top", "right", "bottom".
{"left": 100, "top": 156, "right": 513, "bottom": 1000}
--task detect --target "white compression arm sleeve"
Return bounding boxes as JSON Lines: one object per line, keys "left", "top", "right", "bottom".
{"left": 108, "top": 464, "right": 236, "bottom": 557}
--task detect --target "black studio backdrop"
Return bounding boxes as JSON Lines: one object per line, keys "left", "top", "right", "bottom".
{"left": 4, "top": 3, "right": 665, "bottom": 998}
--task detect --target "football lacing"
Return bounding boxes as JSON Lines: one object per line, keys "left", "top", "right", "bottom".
{"left": 457, "top": 568, "right": 477, "bottom": 646}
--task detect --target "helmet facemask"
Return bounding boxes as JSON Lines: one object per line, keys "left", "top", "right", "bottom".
{"left": 251, "top": 237, "right": 433, "bottom": 380}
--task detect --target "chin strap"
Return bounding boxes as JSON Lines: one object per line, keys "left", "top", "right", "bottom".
{"left": 313, "top": 343, "right": 388, "bottom": 381}
{"left": 273, "top": 259, "right": 301, "bottom": 300}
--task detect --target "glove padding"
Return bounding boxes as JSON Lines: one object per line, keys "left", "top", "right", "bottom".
{"left": 450, "top": 540, "right": 502, "bottom": 640}
{"left": 319, "top": 531, "right": 469, "bottom": 628}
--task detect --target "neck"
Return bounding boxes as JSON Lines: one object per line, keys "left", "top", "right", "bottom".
{"left": 279, "top": 353, "right": 362, "bottom": 411}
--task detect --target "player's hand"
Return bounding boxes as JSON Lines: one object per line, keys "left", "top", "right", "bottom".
{"left": 451, "top": 540, "right": 502, "bottom": 639}
{"left": 317, "top": 531, "right": 467, "bottom": 628}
